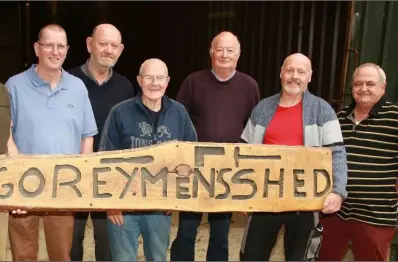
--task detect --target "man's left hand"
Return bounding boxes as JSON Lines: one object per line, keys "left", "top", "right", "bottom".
{"left": 322, "top": 193, "right": 343, "bottom": 214}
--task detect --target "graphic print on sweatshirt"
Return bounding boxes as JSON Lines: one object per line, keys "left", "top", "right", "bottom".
{"left": 131, "top": 121, "right": 174, "bottom": 148}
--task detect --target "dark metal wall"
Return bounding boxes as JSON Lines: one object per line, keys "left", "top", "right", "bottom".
{"left": 0, "top": 2, "right": 25, "bottom": 82}
{"left": 204, "top": 1, "right": 350, "bottom": 109}
{"left": 0, "top": 1, "right": 350, "bottom": 106}
{"left": 343, "top": 1, "right": 398, "bottom": 105}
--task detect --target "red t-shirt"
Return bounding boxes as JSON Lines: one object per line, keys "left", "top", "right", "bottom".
{"left": 263, "top": 101, "right": 303, "bottom": 146}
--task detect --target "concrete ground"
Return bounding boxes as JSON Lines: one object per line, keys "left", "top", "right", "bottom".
{"left": 4, "top": 212, "right": 355, "bottom": 261}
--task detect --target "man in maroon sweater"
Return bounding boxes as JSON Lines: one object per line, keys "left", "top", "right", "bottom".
{"left": 170, "top": 31, "right": 260, "bottom": 261}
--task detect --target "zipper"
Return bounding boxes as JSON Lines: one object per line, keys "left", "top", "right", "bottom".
{"left": 138, "top": 102, "right": 157, "bottom": 144}
{"left": 139, "top": 101, "right": 167, "bottom": 144}
{"left": 151, "top": 115, "right": 156, "bottom": 143}
{"left": 153, "top": 119, "right": 158, "bottom": 143}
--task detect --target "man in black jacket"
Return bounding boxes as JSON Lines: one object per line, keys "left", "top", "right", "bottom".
{"left": 68, "top": 23, "right": 135, "bottom": 261}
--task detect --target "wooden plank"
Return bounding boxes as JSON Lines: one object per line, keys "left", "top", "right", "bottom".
{"left": 0, "top": 212, "right": 8, "bottom": 260}
{"left": 0, "top": 142, "right": 333, "bottom": 212}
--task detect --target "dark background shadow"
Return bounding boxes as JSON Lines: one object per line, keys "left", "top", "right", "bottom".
{"left": 0, "top": 1, "right": 349, "bottom": 108}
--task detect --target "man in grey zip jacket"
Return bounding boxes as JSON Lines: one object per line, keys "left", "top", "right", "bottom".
{"left": 239, "top": 53, "right": 347, "bottom": 261}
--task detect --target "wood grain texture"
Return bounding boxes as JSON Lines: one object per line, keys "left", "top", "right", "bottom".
{"left": 0, "top": 142, "right": 333, "bottom": 212}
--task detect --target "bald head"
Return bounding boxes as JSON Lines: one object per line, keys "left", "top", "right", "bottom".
{"left": 280, "top": 53, "right": 313, "bottom": 96}
{"left": 210, "top": 31, "right": 241, "bottom": 56}
{"left": 86, "top": 23, "right": 124, "bottom": 69}
{"left": 92, "top": 23, "right": 122, "bottom": 43}
{"left": 38, "top": 23, "right": 67, "bottom": 43}
{"left": 137, "top": 58, "right": 170, "bottom": 103}
{"left": 139, "top": 58, "right": 168, "bottom": 76}
{"left": 282, "top": 53, "right": 312, "bottom": 72}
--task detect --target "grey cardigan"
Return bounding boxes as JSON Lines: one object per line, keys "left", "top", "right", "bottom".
{"left": 241, "top": 90, "right": 348, "bottom": 198}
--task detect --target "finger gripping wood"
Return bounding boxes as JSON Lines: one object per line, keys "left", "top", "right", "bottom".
{"left": 0, "top": 141, "right": 333, "bottom": 212}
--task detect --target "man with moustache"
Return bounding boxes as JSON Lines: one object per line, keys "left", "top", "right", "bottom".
{"left": 5, "top": 23, "right": 97, "bottom": 261}
{"left": 239, "top": 53, "right": 348, "bottom": 261}
{"left": 68, "top": 23, "right": 135, "bottom": 261}
{"left": 99, "top": 58, "right": 197, "bottom": 261}
{"left": 318, "top": 64, "right": 398, "bottom": 261}
{"left": 170, "top": 31, "right": 260, "bottom": 262}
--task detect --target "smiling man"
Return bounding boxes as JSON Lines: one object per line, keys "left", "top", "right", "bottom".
{"left": 99, "top": 58, "right": 197, "bottom": 261}
{"left": 318, "top": 63, "right": 398, "bottom": 261}
{"left": 239, "top": 53, "right": 347, "bottom": 261}
{"left": 170, "top": 31, "right": 260, "bottom": 262}
{"left": 5, "top": 23, "right": 97, "bottom": 261}
{"left": 68, "top": 23, "right": 135, "bottom": 262}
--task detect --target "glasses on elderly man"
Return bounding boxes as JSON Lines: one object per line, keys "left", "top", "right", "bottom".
{"left": 140, "top": 75, "right": 168, "bottom": 83}
{"left": 37, "top": 42, "right": 68, "bottom": 52}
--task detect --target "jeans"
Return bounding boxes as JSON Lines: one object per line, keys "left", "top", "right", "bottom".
{"left": 108, "top": 211, "right": 172, "bottom": 261}
{"left": 71, "top": 212, "right": 111, "bottom": 261}
{"left": 171, "top": 212, "right": 232, "bottom": 261}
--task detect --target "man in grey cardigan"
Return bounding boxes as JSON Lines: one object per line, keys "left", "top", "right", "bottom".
{"left": 239, "top": 53, "right": 347, "bottom": 261}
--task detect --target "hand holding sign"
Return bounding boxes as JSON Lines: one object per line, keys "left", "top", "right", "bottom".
{"left": 321, "top": 192, "right": 343, "bottom": 214}
{"left": 11, "top": 209, "right": 27, "bottom": 215}
{"left": 108, "top": 211, "right": 123, "bottom": 226}
{"left": 0, "top": 142, "right": 333, "bottom": 213}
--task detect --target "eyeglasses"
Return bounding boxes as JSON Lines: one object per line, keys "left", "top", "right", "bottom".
{"left": 37, "top": 42, "right": 68, "bottom": 52}
{"left": 140, "top": 75, "right": 168, "bottom": 83}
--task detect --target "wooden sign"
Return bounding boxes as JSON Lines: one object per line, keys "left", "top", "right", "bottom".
{"left": 0, "top": 142, "right": 333, "bottom": 212}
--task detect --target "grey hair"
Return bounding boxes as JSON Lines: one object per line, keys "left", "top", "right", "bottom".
{"left": 352, "top": 63, "right": 387, "bottom": 84}
{"left": 209, "top": 31, "right": 241, "bottom": 56}
{"left": 139, "top": 58, "right": 168, "bottom": 76}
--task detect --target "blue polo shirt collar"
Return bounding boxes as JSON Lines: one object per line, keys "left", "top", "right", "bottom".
{"left": 27, "top": 64, "right": 68, "bottom": 90}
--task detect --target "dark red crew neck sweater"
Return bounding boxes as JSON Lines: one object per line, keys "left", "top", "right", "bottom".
{"left": 176, "top": 69, "right": 260, "bottom": 143}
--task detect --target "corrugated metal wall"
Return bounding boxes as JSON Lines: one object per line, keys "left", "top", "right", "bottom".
{"left": 0, "top": 2, "right": 25, "bottom": 82}
{"left": 168, "top": 1, "right": 350, "bottom": 107}
{"left": 0, "top": 1, "right": 351, "bottom": 106}
{"left": 343, "top": 1, "right": 398, "bottom": 105}
{"left": 206, "top": 1, "right": 350, "bottom": 109}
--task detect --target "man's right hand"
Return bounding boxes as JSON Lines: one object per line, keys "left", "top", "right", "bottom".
{"left": 11, "top": 209, "right": 27, "bottom": 215}
{"left": 108, "top": 211, "right": 123, "bottom": 226}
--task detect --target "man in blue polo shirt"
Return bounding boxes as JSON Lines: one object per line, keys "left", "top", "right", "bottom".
{"left": 5, "top": 23, "right": 97, "bottom": 261}
{"left": 69, "top": 23, "right": 135, "bottom": 261}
